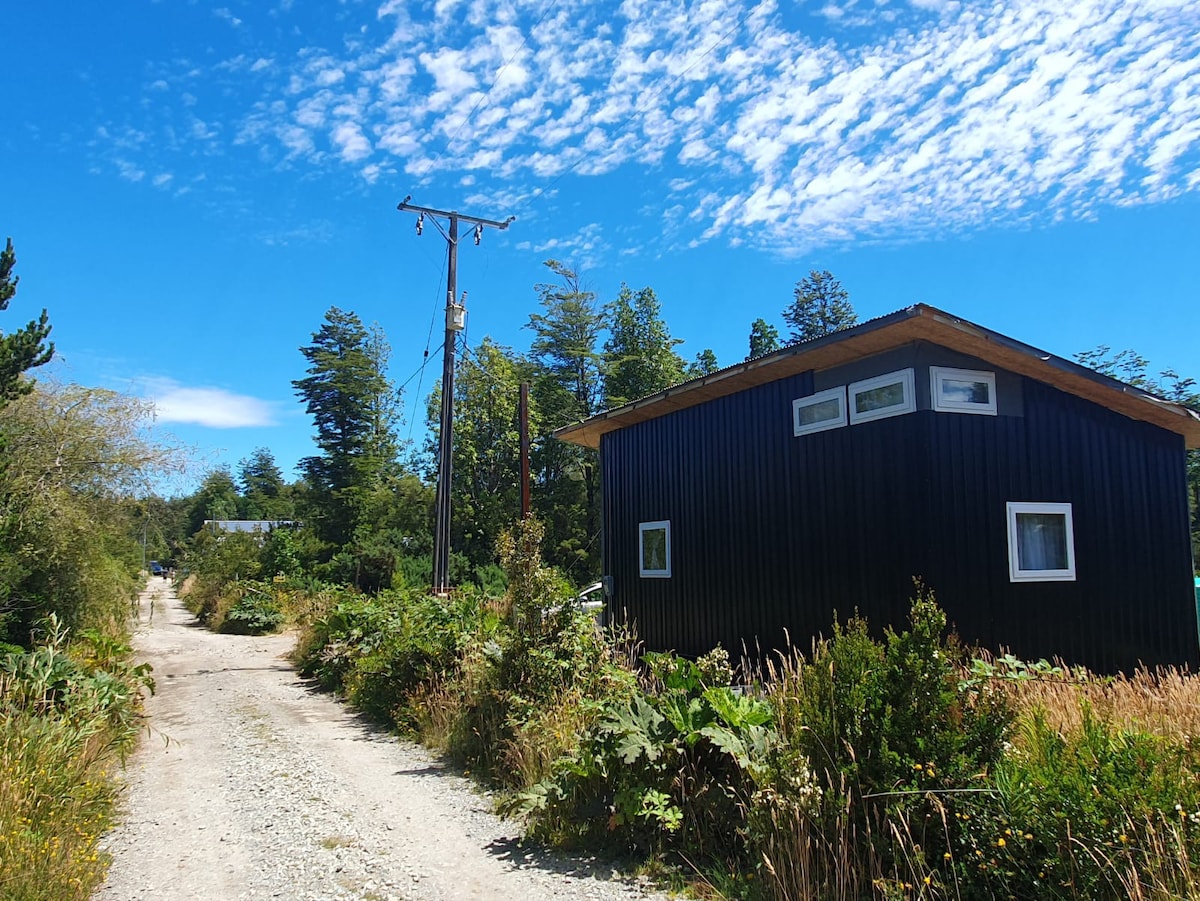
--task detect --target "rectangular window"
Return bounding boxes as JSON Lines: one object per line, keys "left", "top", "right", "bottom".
{"left": 931, "top": 366, "right": 997, "bottom": 415}
{"left": 848, "top": 368, "right": 915, "bottom": 424}
{"left": 793, "top": 387, "right": 847, "bottom": 436}
{"left": 1007, "top": 502, "right": 1076, "bottom": 582}
{"left": 639, "top": 520, "right": 671, "bottom": 578}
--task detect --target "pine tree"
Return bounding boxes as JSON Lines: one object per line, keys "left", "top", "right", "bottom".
{"left": 525, "top": 261, "right": 604, "bottom": 577}
{"left": 688, "top": 348, "right": 719, "bottom": 377}
{"left": 237, "top": 448, "right": 293, "bottom": 521}
{"left": 527, "top": 260, "right": 604, "bottom": 420}
{"left": 0, "top": 238, "right": 54, "bottom": 406}
{"left": 783, "top": 270, "right": 857, "bottom": 343}
{"left": 293, "top": 307, "right": 401, "bottom": 549}
{"left": 185, "top": 468, "right": 241, "bottom": 536}
{"left": 747, "top": 318, "right": 781, "bottom": 359}
{"left": 601, "top": 284, "right": 685, "bottom": 408}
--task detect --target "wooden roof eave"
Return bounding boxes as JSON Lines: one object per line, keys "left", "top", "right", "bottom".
{"left": 553, "top": 305, "right": 1200, "bottom": 450}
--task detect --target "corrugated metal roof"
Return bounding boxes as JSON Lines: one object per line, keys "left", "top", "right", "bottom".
{"left": 554, "top": 304, "right": 1200, "bottom": 449}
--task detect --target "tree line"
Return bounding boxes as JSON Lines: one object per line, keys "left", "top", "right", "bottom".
{"left": 3, "top": 230, "right": 1195, "bottom": 633}
{"left": 169, "top": 263, "right": 861, "bottom": 593}
{"left": 169, "top": 260, "right": 1200, "bottom": 593}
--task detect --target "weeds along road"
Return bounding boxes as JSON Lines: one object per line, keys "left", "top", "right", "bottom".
{"left": 96, "top": 582, "right": 667, "bottom": 901}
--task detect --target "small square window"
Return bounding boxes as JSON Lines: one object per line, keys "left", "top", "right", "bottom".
{"left": 848, "top": 368, "right": 915, "bottom": 424}
{"left": 931, "top": 366, "right": 997, "bottom": 415}
{"left": 639, "top": 521, "right": 671, "bottom": 578}
{"left": 793, "top": 387, "right": 847, "bottom": 436}
{"left": 1006, "top": 502, "right": 1076, "bottom": 582}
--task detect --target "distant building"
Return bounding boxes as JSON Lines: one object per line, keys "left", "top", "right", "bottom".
{"left": 555, "top": 304, "right": 1200, "bottom": 673}
{"left": 203, "top": 520, "right": 297, "bottom": 534}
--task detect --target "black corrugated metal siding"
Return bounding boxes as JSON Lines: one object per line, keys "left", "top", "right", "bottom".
{"left": 600, "top": 369, "right": 1198, "bottom": 672}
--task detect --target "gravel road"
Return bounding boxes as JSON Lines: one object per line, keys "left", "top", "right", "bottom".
{"left": 95, "top": 581, "right": 669, "bottom": 901}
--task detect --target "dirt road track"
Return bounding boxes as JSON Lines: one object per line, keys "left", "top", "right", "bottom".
{"left": 95, "top": 582, "right": 666, "bottom": 901}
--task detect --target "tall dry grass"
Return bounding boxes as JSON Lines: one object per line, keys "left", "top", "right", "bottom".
{"left": 995, "top": 657, "right": 1200, "bottom": 740}
{"left": 0, "top": 687, "right": 125, "bottom": 900}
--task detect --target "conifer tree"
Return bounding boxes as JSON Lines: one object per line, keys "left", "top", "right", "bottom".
{"left": 601, "top": 284, "right": 685, "bottom": 408}
{"left": 688, "top": 348, "right": 719, "bottom": 377}
{"left": 294, "top": 307, "right": 401, "bottom": 550}
{"left": 747, "top": 318, "right": 781, "bottom": 359}
{"left": 525, "top": 261, "right": 604, "bottom": 577}
{"left": 0, "top": 238, "right": 54, "bottom": 406}
{"left": 783, "top": 269, "right": 857, "bottom": 343}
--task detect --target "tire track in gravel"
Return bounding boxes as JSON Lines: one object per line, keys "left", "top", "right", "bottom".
{"left": 96, "top": 583, "right": 667, "bottom": 901}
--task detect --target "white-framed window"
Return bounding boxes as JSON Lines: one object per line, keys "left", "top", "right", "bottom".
{"left": 1006, "top": 502, "right": 1076, "bottom": 582}
{"left": 848, "top": 368, "right": 915, "bottom": 424}
{"left": 931, "top": 366, "right": 997, "bottom": 415}
{"left": 793, "top": 386, "right": 847, "bottom": 436}
{"left": 639, "top": 520, "right": 671, "bottom": 578}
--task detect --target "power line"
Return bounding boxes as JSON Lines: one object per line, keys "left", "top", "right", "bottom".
{"left": 398, "top": 340, "right": 446, "bottom": 393}
{"left": 407, "top": 243, "right": 450, "bottom": 444}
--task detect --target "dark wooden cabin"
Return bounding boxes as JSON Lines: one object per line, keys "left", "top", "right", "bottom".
{"left": 555, "top": 305, "right": 1200, "bottom": 673}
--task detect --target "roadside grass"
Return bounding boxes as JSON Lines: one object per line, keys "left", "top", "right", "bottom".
{"left": 0, "top": 619, "right": 151, "bottom": 901}
{"left": 0, "top": 710, "right": 118, "bottom": 901}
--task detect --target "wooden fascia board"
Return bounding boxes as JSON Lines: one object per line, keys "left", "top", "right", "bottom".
{"left": 916, "top": 312, "right": 1200, "bottom": 448}
{"left": 553, "top": 315, "right": 924, "bottom": 449}
{"left": 553, "top": 306, "right": 1200, "bottom": 449}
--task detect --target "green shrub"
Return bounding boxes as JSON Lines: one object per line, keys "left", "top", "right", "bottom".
{"left": 342, "top": 589, "right": 500, "bottom": 727}
{"left": 950, "top": 703, "right": 1200, "bottom": 899}
{"left": 442, "top": 518, "right": 633, "bottom": 786}
{"left": 515, "top": 648, "right": 772, "bottom": 867}
{"left": 178, "top": 531, "right": 263, "bottom": 626}
{"left": 221, "top": 587, "right": 284, "bottom": 635}
{"left": 394, "top": 554, "right": 431, "bottom": 591}
{"left": 472, "top": 563, "right": 507, "bottom": 597}
{"left": 756, "top": 592, "right": 1014, "bottom": 898}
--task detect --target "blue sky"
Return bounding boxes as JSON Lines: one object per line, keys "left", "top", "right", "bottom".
{"left": 6, "top": 0, "right": 1200, "bottom": 494}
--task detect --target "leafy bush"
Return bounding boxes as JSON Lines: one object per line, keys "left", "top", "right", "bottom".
{"left": 756, "top": 592, "right": 1014, "bottom": 898}
{"left": 178, "top": 530, "right": 263, "bottom": 627}
{"left": 472, "top": 562, "right": 507, "bottom": 597}
{"left": 949, "top": 702, "right": 1200, "bottom": 899}
{"left": 221, "top": 587, "right": 284, "bottom": 635}
{"left": 445, "top": 518, "right": 631, "bottom": 785}
{"left": 515, "top": 647, "right": 772, "bottom": 867}
{"left": 343, "top": 589, "right": 500, "bottom": 728}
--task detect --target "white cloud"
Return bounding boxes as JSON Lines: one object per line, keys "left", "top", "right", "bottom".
{"left": 115, "top": 158, "right": 145, "bottom": 182}
{"left": 332, "top": 121, "right": 372, "bottom": 161}
{"left": 316, "top": 66, "right": 347, "bottom": 87}
{"left": 147, "top": 381, "right": 278, "bottom": 428}
{"left": 101, "top": 0, "right": 1200, "bottom": 252}
{"left": 213, "top": 8, "right": 242, "bottom": 27}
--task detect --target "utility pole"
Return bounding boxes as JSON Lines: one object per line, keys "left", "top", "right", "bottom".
{"left": 397, "top": 196, "right": 514, "bottom": 595}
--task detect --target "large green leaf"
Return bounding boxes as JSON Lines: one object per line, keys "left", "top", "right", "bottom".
{"left": 601, "top": 695, "right": 667, "bottom": 764}
{"left": 703, "top": 686, "right": 773, "bottom": 729}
